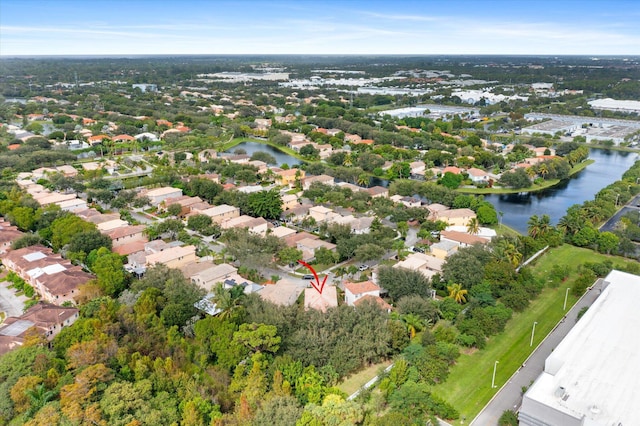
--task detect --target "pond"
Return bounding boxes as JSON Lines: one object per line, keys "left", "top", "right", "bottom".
{"left": 484, "top": 149, "right": 640, "bottom": 234}
{"left": 225, "top": 141, "right": 302, "bottom": 167}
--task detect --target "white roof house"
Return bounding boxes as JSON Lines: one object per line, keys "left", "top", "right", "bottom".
{"left": 519, "top": 270, "right": 640, "bottom": 426}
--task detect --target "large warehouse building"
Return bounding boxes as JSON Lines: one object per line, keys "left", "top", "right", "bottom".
{"left": 519, "top": 270, "right": 640, "bottom": 426}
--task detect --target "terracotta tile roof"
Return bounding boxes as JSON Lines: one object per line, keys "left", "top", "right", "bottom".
{"left": 354, "top": 294, "right": 392, "bottom": 311}
{"left": 344, "top": 281, "right": 380, "bottom": 295}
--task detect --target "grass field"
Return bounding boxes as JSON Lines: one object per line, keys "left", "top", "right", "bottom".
{"left": 338, "top": 360, "right": 392, "bottom": 396}
{"left": 430, "top": 244, "right": 638, "bottom": 422}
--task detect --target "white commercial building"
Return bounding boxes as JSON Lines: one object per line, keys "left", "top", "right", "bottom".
{"left": 519, "top": 270, "right": 640, "bottom": 426}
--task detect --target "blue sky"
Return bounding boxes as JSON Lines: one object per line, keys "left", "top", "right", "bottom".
{"left": 1, "top": 0, "right": 639, "bottom": 56}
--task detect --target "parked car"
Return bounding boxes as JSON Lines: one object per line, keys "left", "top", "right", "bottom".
{"left": 358, "top": 265, "right": 369, "bottom": 271}
{"left": 303, "top": 274, "right": 314, "bottom": 280}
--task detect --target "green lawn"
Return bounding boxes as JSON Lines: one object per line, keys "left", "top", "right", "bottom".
{"left": 430, "top": 245, "right": 637, "bottom": 423}
{"left": 338, "top": 360, "right": 392, "bottom": 396}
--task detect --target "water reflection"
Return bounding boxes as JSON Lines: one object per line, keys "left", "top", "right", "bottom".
{"left": 485, "top": 149, "right": 639, "bottom": 234}
{"left": 225, "top": 141, "right": 302, "bottom": 167}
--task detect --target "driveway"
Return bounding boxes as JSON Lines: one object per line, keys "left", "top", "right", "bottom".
{"left": 0, "top": 281, "right": 28, "bottom": 319}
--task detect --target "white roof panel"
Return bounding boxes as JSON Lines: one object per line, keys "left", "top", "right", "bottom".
{"left": 23, "top": 251, "right": 47, "bottom": 262}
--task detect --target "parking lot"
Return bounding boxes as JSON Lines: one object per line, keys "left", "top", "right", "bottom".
{"left": 0, "top": 280, "right": 28, "bottom": 319}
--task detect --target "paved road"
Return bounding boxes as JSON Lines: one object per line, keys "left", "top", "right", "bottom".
{"left": 0, "top": 281, "right": 27, "bottom": 318}
{"left": 471, "top": 279, "right": 606, "bottom": 426}
{"left": 599, "top": 194, "right": 640, "bottom": 232}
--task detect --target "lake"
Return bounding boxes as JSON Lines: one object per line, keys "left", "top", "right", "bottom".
{"left": 484, "top": 149, "right": 640, "bottom": 234}
{"left": 225, "top": 141, "right": 302, "bottom": 167}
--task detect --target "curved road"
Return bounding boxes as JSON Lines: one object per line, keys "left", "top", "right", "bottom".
{"left": 471, "top": 279, "right": 605, "bottom": 426}
{"left": 599, "top": 194, "right": 640, "bottom": 232}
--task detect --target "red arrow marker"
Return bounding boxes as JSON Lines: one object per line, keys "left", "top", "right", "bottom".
{"left": 297, "top": 259, "right": 327, "bottom": 294}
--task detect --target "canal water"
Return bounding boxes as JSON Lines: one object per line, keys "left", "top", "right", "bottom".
{"left": 229, "top": 142, "right": 638, "bottom": 234}
{"left": 484, "top": 149, "right": 639, "bottom": 234}
{"left": 225, "top": 141, "right": 302, "bottom": 167}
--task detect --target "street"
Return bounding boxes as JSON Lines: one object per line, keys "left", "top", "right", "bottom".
{"left": 599, "top": 194, "right": 640, "bottom": 232}
{"left": 0, "top": 281, "right": 28, "bottom": 318}
{"left": 471, "top": 279, "right": 605, "bottom": 425}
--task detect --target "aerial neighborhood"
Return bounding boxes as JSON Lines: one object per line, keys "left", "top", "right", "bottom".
{"left": 0, "top": 54, "right": 639, "bottom": 425}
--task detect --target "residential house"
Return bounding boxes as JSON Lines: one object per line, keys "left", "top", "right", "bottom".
{"left": 146, "top": 245, "right": 197, "bottom": 269}
{"left": 97, "top": 219, "right": 129, "bottom": 232}
{"left": 344, "top": 281, "right": 382, "bottom": 306}
{"left": 391, "top": 195, "right": 422, "bottom": 208}
{"left": 3, "top": 245, "right": 93, "bottom": 304}
{"left": 354, "top": 294, "right": 392, "bottom": 312}
{"left": 221, "top": 215, "right": 269, "bottom": 235}
{"left": 161, "top": 195, "right": 204, "bottom": 213}
{"left": 144, "top": 187, "right": 183, "bottom": 206}
{"left": 106, "top": 225, "right": 147, "bottom": 248}
{"left": 296, "top": 238, "right": 337, "bottom": 262}
{"left": 308, "top": 205, "right": 334, "bottom": 223}
{"left": 466, "top": 167, "right": 489, "bottom": 183}
{"left": 55, "top": 165, "right": 78, "bottom": 177}
{"left": 445, "top": 226, "right": 497, "bottom": 240}
{"left": 0, "top": 218, "right": 23, "bottom": 254}
{"left": 32, "top": 192, "right": 77, "bottom": 207}
{"left": 260, "top": 279, "right": 304, "bottom": 306}
{"left": 88, "top": 134, "right": 110, "bottom": 145}
{"left": 113, "top": 134, "right": 135, "bottom": 143}
{"left": 274, "top": 168, "right": 305, "bottom": 188}
{"left": 134, "top": 132, "right": 160, "bottom": 142}
{"left": 270, "top": 226, "right": 297, "bottom": 240}
{"left": 434, "top": 208, "right": 477, "bottom": 227}
{"left": 283, "top": 231, "right": 318, "bottom": 248}
{"left": 281, "top": 194, "right": 300, "bottom": 210}
{"left": 198, "top": 149, "right": 218, "bottom": 163}
{"left": 394, "top": 252, "right": 445, "bottom": 280}
{"left": 56, "top": 198, "right": 88, "bottom": 213}
{"left": 281, "top": 205, "right": 311, "bottom": 223}
{"left": 350, "top": 216, "right": 374, "bottom": 235}
{"left": 304, "top": 286, "right": 338, "bottom": 312}
{"left": 430, "top": 240, "right": 459, "bottom": 259}
{"left": 201, "top": 204, "right": 240, "bottom": 224}
{"left": 440, "top": 230, "right": 490, "bottom": 248}
{"left": 344, "top": 133, "right": 362, "bottom": 143}
{"left": 0, "top": 302, "right": 79, "bottom": 355}
{"left": 442, "top": 166, "right": 462, "bottom": 175}
{"left": 366, "top": 186, "right": 389, "bottom": 198}
{"left": 302, "top": 174, "right": 335, "bottom": 190}
{"left": 191, "top": 263, "right": 238, "bottom": 292}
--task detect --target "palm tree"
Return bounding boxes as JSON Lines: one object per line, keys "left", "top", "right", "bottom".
{"left": 357, "top": 173, "right": 370, "bottom": 187}
{"left": 447, "top": 283, "right": 468, "bottom": 304}
{"left": 467, "top": 217, "right": 480, "bottom": 235}
{"left": 494, "top": 238, "right": 523, "bottom": 268}
{"left": 25, "top": 384, "right": 56, "bottom": 418}
{"left": 343, "top": 153, "right": 353, "bottom": 167}
{"left": 527, "top": 215, "right": 541, "bottom": 239}
{"left": 538, "top": 163, "right": 549, "bottom": 179}
{"left": 212, "top": 282, "right": 242, "bottom": 320}
{"left": 401, "top": 313, "right": 425, "bottom": 339}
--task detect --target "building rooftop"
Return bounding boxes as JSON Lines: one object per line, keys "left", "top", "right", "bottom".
{"left": 304, "top": 286, "right": 338, "bottom": 312}
{"left": 522, "top": 270, "right": 640, "bottom": 426}
{"left": 344, "top": 280, "right": 380, "bottom": 295}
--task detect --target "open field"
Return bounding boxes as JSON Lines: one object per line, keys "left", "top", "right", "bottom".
{"left": 338, "top": 360, "right": 392, "bottom": 396}
{"left": 430, "top": 244, "right": 638, "bottom": 421}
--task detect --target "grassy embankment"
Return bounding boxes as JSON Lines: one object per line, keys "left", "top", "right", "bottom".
{"left": 457, "top": 160, "right": 594, "bottom": 195}
{"left": 430, "top": 244, "right": 638, "bottom": 423}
